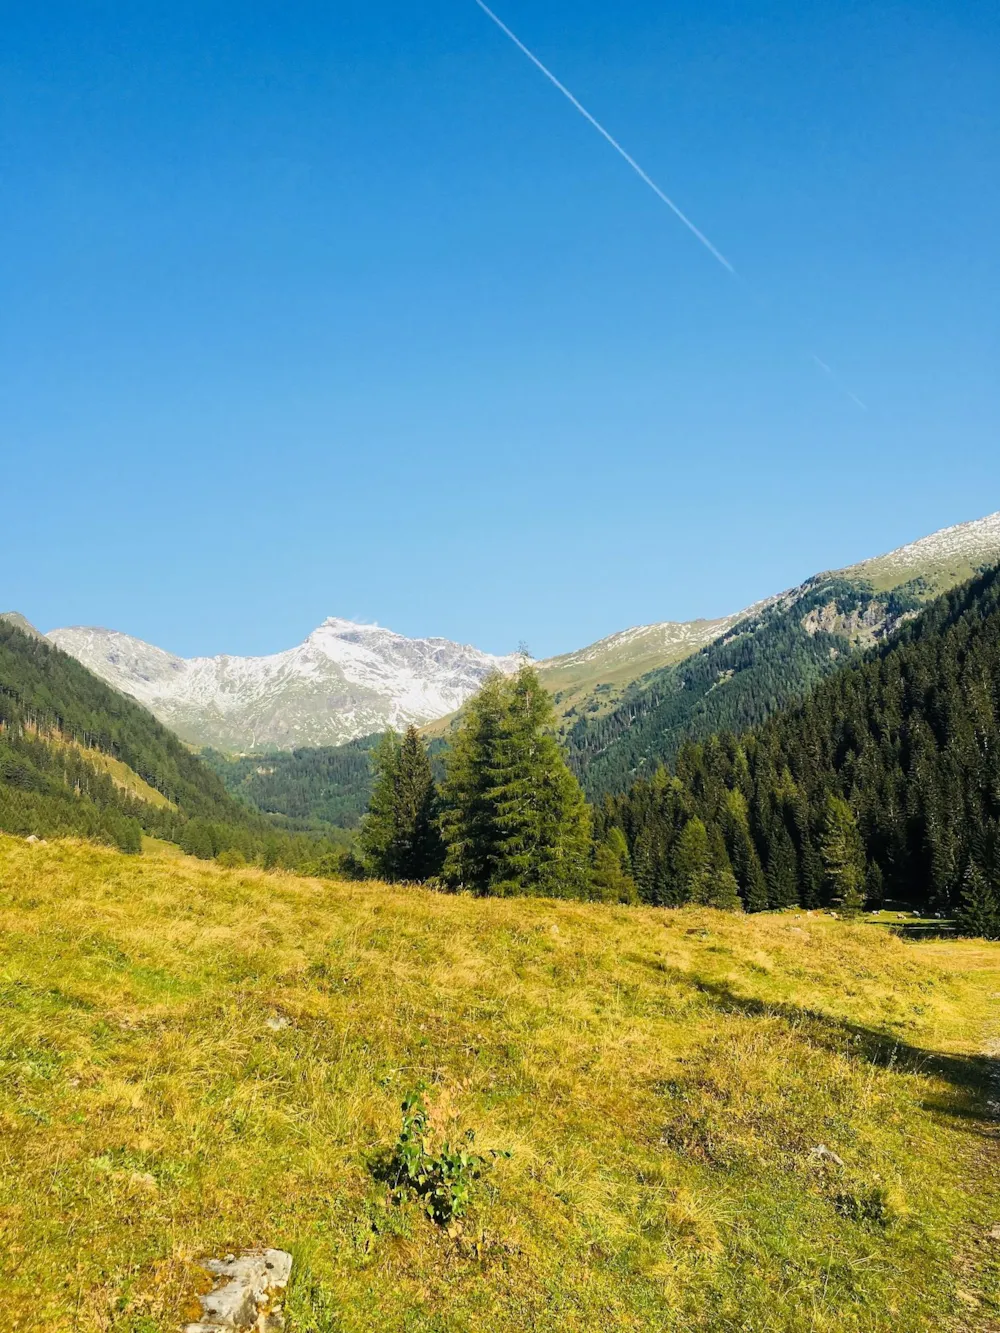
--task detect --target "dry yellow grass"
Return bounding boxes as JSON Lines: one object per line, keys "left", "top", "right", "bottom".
{"left": 0, "top": 835, "right": 998, "bottom": 1331}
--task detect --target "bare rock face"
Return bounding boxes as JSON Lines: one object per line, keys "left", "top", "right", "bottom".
{"left": 48, "top": 619, "right": 522, "bottom": 751}
{"left": 184, "top": 1250, "right": 292, "bottom": 1332}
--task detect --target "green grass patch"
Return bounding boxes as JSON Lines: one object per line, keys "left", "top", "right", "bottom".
{"left": 0, "top": 836, "right": 998, "bottom": 1330}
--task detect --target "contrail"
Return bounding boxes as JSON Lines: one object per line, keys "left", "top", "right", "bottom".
{"left": 473, "top": 0, "right": 868, "bottom": 411}
{"left": 473, "top": 0, "right": 734, "bottom": 273}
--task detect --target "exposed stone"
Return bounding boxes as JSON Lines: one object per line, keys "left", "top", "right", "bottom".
{"left": 809, "top": 1144, "right": 845, "bottom": 1167}
{"left": 184, "top": 1249, "right": 292, "bottom": 1332}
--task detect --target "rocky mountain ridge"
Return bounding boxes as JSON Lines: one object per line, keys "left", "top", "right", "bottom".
{"left": 47, "top": 618, "right": 522, "bottom": 752}
{"left": 44, "top": 510, "right": 1000, "bottom": 756}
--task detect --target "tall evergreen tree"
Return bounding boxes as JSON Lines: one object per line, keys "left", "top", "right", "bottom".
{"left": 765, "top": 821, "right": 800, "bottom": 910}
{"left": 439, "top": 665, "right": 593, "bottom": 899}
{"left": 672, "top": 818, "right": 712, "bottom": 903}
{"left": 722, "top": 788, "right": 768, "bottom": 912}
{"left": 820, "top": 795, "right": 867, "bottom": 916}
{"left": 360, "top": 727, "right": 443, "bottom": 882}
{"left": 955, "top": 863, "right": 1000, "bottom": 941}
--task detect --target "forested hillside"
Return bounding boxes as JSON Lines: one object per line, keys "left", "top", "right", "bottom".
{"left": 597, "top": 565, "right": 1000, "bottom": 925}
{"left": 0, "top": 618, "right": 342, "bottom": 869}
{"left": 203, "top": 736, "right": 380, "bottom": 830}
{"left": 570, "top": 579, "right": 922, "bottom": 797}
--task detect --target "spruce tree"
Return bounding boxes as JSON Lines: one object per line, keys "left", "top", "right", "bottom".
{"left": 592, "top": 827, "right": 638, "bottom": 903}
{"left": 955, "top": 863, "right": 1000, "bottom": 940}
{"left": 440, "top": 665, "right": 593, "bottom": 899}
{"left": 361, "top": 728, "right": 443, "bottom": 882}
{"left": 671, "top": 818, "right": 712, "bottom": 903}
{"left": 765, "top": 822, "right": 800, "bottom": 910}
{"left": 722, "top": 789, "right": 768, "bottom": 911}
{"left": 821, "top": 795, "right": 867, "bottom": 915}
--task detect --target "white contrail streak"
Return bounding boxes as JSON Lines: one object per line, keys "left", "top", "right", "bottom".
{"left": 473, "top": 0, "right": 735, "bottom": 274}
{"left": 474, "top": 0, "right": 869, "bottom": 411}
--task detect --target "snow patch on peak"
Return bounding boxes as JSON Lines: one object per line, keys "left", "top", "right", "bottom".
{"left": 847, "top": 511, "right": 1000, "bottom": 579}
{"left": 46, "top": 619, "right": 520, "bottom": 752}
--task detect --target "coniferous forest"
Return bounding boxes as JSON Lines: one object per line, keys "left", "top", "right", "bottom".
{"left": 354, "top": 565, "right": 1000, "bottom": 936}
{"left": 0, "top": 620, "right": 347, "bottom": 871}
{"left": 567, "top": 579, "right": 922, "bottom": 799}
{"left": 595, "top": 564, "right": 1000, "bottom": 933}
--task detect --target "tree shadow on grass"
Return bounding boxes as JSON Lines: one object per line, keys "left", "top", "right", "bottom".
{"left": 649, "top": 963, "right": 999, "bottom": 1131}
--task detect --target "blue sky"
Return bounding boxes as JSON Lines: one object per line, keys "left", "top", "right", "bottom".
{"left": 2, "top": 1, "right": 997, "bottom": 659}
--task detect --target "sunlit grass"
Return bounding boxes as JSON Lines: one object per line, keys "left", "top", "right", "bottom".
{"left": 0, "top": 835, "right": 998, "bottom": 1330}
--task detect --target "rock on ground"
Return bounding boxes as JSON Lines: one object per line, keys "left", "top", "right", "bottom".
{"left": 183, "top": 1249, "right": 292, "bottom": 1332}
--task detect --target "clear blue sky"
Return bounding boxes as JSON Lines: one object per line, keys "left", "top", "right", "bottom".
{"left": 2, "top": 1, "right": 997, "bottom": 659}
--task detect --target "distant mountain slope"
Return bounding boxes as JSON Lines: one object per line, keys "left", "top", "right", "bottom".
{"left": 202, "top": 735, "right": 381, "bottom": 830}
{"left": 0, "top": 618, "right": 347, "bottom": 867}
{"left": 47, "top": 619, "right": 522, "bottom": 752}
{"left": 0, "top": 616, "right": 243, "bottom": 848}
{"left": 535, "top": 614, "right": 749, "bottom": 736}
{"left": 844, "top": 509, "right": 1000, "bottom": 594}
{"left": 569, "top": 511, "right": 1000, "bottom": 797}
{"left": 598, "top": 560, "right": 1000, "bottom": 917}
{"left": 1, "top": 611, "right": 48, "bottom": 643}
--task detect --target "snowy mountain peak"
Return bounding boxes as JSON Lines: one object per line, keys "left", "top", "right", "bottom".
{"left": 46, "top": 619, "right": 520, "bottom": 753}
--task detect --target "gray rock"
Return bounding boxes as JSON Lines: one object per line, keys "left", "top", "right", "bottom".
{"left": 809, "top": 1144, "right": 845, "bottom": 1167}
{"left": 184, "top": 1249, "right": 292, "bottom": 1331}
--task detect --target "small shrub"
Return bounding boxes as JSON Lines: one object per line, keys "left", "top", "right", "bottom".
{"left": 834, "top": 1182, "right": 904, "bottom": 1227}
{"left": 385, "top": 1087, "right": 510, "bottom": 1226}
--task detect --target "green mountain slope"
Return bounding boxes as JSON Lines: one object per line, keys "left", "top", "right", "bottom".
{"left": 569, "top": 578, "right": 922, "bottom": 798}
{"left": 0, "top": 618, "right": 339, "bottom": 866}
{"left": 598, "top": 562, "right": 1000, "bottom": 917}
{"left": 202, "top": 736, "right": 381, "bottom": 830}
{"left": 569, "top": 512, "right": 1000, "bottom": 796}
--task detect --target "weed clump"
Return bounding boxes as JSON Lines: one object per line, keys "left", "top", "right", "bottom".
{"left": 384, "top": 1087, "right": 510, "bottom": 1226}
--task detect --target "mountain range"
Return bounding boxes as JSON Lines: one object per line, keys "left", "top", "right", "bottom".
{"left": 47, "top": 619, "right": 522, "bottom": 752}
{"left": 35, "top": 509, "right": 1000, "bottom": 765}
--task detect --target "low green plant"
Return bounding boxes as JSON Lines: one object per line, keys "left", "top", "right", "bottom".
{"left": 388, "top": 1087, "right": 509, "bottom": 1226}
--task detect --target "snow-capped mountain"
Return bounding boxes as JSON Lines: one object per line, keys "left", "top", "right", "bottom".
{"left": 44, "top": 511, "right": 1000, "bottom": 756}
{"left": 46, "top": 618, "right": 522, "bottom": 752}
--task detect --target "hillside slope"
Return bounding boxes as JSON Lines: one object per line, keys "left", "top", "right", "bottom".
{"left": 545, "top": 511, "right": 1000, "bottom": 739}
{"left": 0, "top": 617, "right": 243, "bottom": 848}
{"left": 0, "top": 619, "right": 343, "bottom": 867}
{"left": 202, "top": 734, "right": 381, "bottom": 830}
{"left": 569, "top": 577, "right": 922, "bottom": 797}
{"left": 1, "top": 836, "right": 998, "bottom": 1331}
{"left": 598, "top": 561, "right": 1000, "bottom": 917}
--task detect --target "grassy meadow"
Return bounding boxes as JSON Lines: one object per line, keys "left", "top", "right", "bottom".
{"left": 1, "top": 835, "right": 999, "bottom": 1331}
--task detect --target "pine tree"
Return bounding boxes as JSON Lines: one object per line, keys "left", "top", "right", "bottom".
{"left": 361, "top": 728, "right": 443, "bottom": 882}
{"left": 592, "top": 827, "right": 638, "bottom": 903}
{"left": 955, "top": 863, "right": 1000, "bottom": 941}
{"left": 821, "top": 795, "right": 867, "bottom": 915}
{"left": 722, "top": 789, "right": 768, "bottom": 911}
{"left": 672, "top": 818, "right": 712, "bottom": 904}
{"left": 360, "top": 731, "right": 404, "bottom": 878}
{"left": 765, "top": 821, "right": 800, "bottom": 909}
{"left": 439, "top": 665, "right": 593, "bottom": 899}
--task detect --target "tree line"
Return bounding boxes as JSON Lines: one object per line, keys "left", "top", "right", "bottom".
{"left": 595, "top": 564, "right": 1000, "bottom": 935}
{"left": 360, "top": 567, "right": 1000, "bottom": 937}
